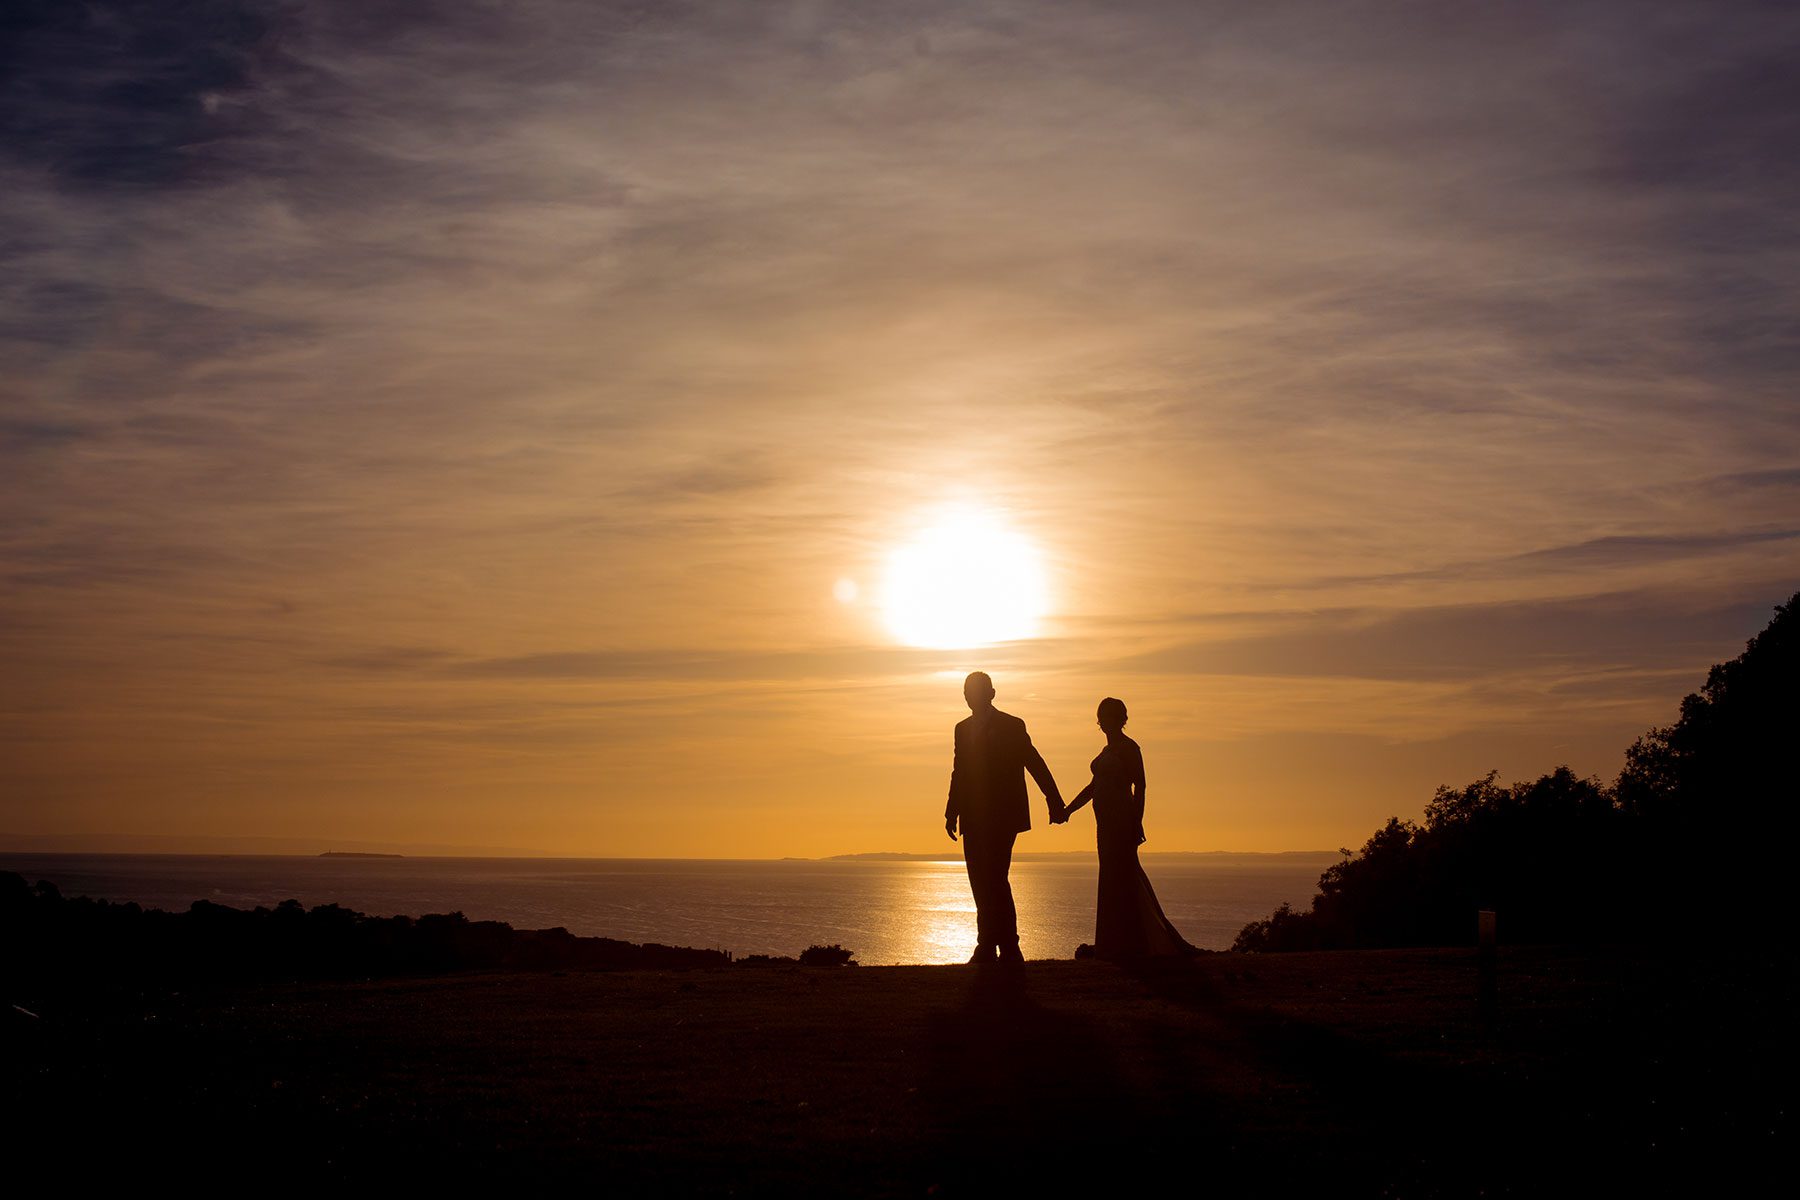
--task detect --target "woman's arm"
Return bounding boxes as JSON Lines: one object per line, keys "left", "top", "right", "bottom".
{"left": 1131, "top": 743, "right": 1147, "bottom": 843}
{"left": 1064, "top": 779, "right": 1096, "bottom": 816}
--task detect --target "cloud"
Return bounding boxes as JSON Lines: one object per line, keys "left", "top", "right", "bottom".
{"left": 1507, "top": 530, "right": 1800, "bottom": 569}
{"left": 1127, "top": 591, "right": 1778, "bottom": 683}
{"left": 611, "top": 459, "right": 780, "bottom": 504}
{"left": 2, "top": 1, "right": 1796, "bottom": 852}
{"left": 1690, "top": 467, "right": 1800, "bottom": 496}
{"left": 0, "top": 416, "right": 90, "bottom": 451}
{"left": 1267, "top": 529, "right": 1800, "bottom": 594}
{"left": 0, "top": 0, "right": 287, "bottom": 191}
{"left": 321, "top": 639, "right": 1082, "bottom": 683}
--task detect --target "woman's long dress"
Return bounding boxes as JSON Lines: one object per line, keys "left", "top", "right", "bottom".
{"left": 1090, "top": 742, "right": 1199, "bottom": 960}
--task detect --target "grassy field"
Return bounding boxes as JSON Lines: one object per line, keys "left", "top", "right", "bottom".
{"left": 5, "top": 946, "right": 1788, "bottom": 1195}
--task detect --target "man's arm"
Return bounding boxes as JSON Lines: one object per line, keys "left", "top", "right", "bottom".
{"left": 1021, "top": 729, "right": 1064, "bottom": 816}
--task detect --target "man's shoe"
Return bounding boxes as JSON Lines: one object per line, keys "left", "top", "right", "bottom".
{"left": 966, "top": 944, "right": 996, "bottom": 966}
{"left": 997, "top": 944, "right": 1025, "bottom": 967}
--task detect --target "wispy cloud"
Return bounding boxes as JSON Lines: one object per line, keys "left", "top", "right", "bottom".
{"left": 1126, "top": 591, "right": 1776, "bottom": 682}
{"left": 3, "top": 1, "right": 1796, "bottom": 854}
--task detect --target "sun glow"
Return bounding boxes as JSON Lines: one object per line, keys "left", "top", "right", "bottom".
{"left": 879, "top": 507, "right": 1050, "bottom": 648}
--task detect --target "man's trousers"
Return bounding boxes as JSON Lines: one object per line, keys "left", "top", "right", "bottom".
{"left": 961, "top": 829, "right": 1020, "bottom": 950}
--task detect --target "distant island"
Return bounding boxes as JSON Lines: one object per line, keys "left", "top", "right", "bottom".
{"left": 318, "top": 851, "right": 404, "bottom": 859}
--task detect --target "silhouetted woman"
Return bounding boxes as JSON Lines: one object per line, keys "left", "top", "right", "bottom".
{"left": 1064, "top": 698, "right": 1198, "bottom": 960}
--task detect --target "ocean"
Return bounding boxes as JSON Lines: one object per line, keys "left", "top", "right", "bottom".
{"left": 0, "top": 852, "right": 1337, "bottom": 964}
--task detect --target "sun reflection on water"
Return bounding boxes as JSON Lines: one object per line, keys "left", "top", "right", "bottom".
{"left": 865, "top": 860, "right": 977, "bottom": 964}
{"left": 856, "top": 859, "right": 1097, "bottom": 964}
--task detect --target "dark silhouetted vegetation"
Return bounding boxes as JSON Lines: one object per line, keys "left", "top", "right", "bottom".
{"left": 1, "top": 873, "right": 730, "bottom": 980}
{"left": 1236, "top": 590, "right": 1797, "bottom": 951}
{"left": 798, "top": 943, "right": 857, "bottom": 966}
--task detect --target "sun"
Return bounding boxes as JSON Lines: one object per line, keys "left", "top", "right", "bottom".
{"left": 879, "top": 507, "right": 1050, "bottom": 649}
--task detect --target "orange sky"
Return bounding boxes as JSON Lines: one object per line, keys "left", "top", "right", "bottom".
{"left": 3, "top": 2, "right": 1798, "bottom": 857}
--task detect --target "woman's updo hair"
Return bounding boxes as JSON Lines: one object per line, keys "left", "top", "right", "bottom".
{"left": 1096, "top": 697, "right": 1128, "bottom": 730}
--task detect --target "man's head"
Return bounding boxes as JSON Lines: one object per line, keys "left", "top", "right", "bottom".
{"left": 963, "top": 671, "right": 996, "bottom": 714}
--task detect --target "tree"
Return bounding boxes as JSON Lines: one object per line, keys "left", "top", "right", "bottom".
{"left": 1618, "top": 591, "right": 1797, "bottom": 823}
{"left": 1233, "top": 590, "right": 1797, "bottom": 950}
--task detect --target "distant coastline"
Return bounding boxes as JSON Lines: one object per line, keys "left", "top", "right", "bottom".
{"left": 319, "top": 851, "right": 403, "bottom": 859}
{"left": 826, "top": 850, "right": 1342, "bottom": 863}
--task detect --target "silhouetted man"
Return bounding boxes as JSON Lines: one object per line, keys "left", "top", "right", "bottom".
{"left": 946, "top": 671, "right": 1064, "bottom": 966}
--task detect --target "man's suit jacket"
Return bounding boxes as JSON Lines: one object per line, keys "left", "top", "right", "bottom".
{"left": 946, "top": 708, "right": 1056, "bottom": 837}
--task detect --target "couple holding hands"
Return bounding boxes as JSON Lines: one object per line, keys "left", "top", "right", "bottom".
{"left": 945, "top": 671, "right": 1197, "bottom": 965}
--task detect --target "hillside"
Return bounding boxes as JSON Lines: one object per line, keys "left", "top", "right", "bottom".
{"left": 6, "top": 948, "right": 1786, "bottom": 1194}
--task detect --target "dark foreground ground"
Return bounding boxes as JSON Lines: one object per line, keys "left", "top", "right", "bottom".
{"left": 4, "top": 946, "right": 1790, "bottom": 1196}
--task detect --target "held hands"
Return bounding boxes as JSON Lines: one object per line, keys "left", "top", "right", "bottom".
{"left": 1048, "top": 797, "right": 1069, "bottom": 825}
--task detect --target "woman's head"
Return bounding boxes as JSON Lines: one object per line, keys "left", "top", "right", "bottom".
{"left": 1096, "top": 696, "right": 1128, "bottom": 732}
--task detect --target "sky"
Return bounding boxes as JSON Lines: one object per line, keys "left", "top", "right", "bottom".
{"left": 3, "top": 0, "right": 1797, "bottom": 858}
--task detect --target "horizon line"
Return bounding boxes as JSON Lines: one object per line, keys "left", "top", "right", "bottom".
{"left": 0, "top": 841, "right": 1343, "bottom": 862}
